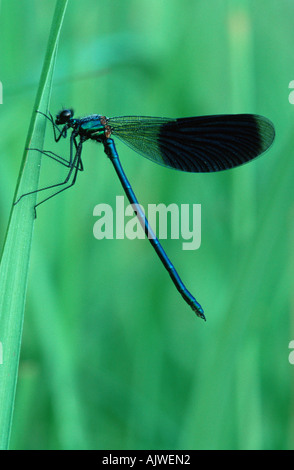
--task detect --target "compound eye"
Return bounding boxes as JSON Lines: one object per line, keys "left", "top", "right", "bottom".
{"left": 55, "top": 108, "right": 74, "bottom": 124}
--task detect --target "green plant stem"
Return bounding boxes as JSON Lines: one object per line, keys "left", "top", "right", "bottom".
{"left": 0, "top": 0, "right": 68, "bottom": 450}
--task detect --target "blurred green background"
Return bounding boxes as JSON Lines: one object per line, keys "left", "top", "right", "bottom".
{"left": 0, "top": 0, "right": 293, "bottom": 450}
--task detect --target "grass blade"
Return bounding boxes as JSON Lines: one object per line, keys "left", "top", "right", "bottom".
{"left": 0, "top": 0, "right": 68, "bottom": 450}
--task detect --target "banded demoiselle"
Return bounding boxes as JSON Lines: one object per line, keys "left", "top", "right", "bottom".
{"left": 17, "top": 110, "right": 275, "bottom": 320}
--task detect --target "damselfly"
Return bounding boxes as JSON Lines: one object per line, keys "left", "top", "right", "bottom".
{"left": 17, "top": 110, "right": 275, "bottom": 320}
